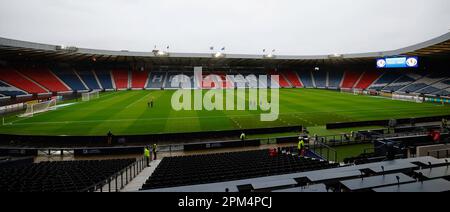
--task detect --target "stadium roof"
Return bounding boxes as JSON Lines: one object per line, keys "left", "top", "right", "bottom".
{"left": 0, "top": 33, "right": 449, "bottom": 67}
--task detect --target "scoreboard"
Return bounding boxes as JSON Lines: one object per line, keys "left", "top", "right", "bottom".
{"left": 376, "top": 56, "right": 418, "bottom": 68}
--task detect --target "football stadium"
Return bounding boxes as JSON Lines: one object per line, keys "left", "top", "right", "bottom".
{"left": 0, "top": 0, "right": 450, "bottom": 198}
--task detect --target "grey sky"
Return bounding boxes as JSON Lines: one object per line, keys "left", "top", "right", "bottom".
{"left": 0, "top": 0, "right": 449, "bottom": 55}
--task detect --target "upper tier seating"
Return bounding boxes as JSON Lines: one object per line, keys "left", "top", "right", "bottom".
{"left": 283, "top": 71, "right": 303, "bottom": 87}
{"left": 0, "top": 67, "right": 48, "bottom": 94}
{"left": 131, "top": 70, "right": 149, "bottom": 89}
{"left": 354, "top": 71, "right": 382, "bottom": 90}
{"left": 77, "top": 70, "right": 101, "bottom": 90}
{"left": 0, "top": 80, "right": 27, "bottom": 96}
{"left": 111, "top": 70, "right": 129, "bottom": 89}
{"left": 19, "top": 67, "right": 70, "bottom": 92}
{"left": 341, "top": 71, "right": 363, "bottom": 88}
{"left": 141, "top": 149, "right": 337, "bottom": 190}
{"left": 95, "top": 70, "right": 114, "bottom": 89}
{"left": 52, "top": 68, "right": 87, "bottom": 91}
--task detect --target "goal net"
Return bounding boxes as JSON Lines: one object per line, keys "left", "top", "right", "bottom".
{"left": 19, "top": 99, "right": 57, "bottom": 117}
{"left": 82, "top": 90, "right": 100, "bottom": 101}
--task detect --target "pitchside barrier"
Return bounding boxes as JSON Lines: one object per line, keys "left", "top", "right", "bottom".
{"left": 0, "top": 125, "right": 302, "bottom": 148}
{"left": 326, "top": 115, "right": 450, "bottom": 129}
{"left": 0, "top": 136, "right": 300, "bottom": 157}
{"left": 425, "top": 96, "right": 450, "bottom": 105}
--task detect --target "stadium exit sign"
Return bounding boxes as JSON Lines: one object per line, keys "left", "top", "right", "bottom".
{"left": 376, "top": 56, "right": 419, "bottom": 68}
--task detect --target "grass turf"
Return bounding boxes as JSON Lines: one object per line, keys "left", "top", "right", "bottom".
{"left": 0, "top": 88, "right": 449, "bottom": 136}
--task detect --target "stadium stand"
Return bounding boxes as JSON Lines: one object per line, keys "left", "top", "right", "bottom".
{"left": 141, "top": 149, "right": 337, "bottom": 190}
{"left": 184, "top": 72, "right": 198, "bottom": 89}
{"left": 398, "top": 74, "right": 445, "bottom": 93}
{"left": 165, "top": 72, "right": 184, "bottom": 89}
{"left": 354, "top": 71, "right": 382, "bottom": 90}
{"left": 383, "top": 73, "right": 423, "bottom": 92}
{"left": 0, "top": 80, "right": 27, "bottom": 96}
{"left": 327, "top": 71, "right": 344, "bottom": 89}
{"left": 111, "top": 70, "right": 129, "bottom": 90}
{"left": 312, "top": 71, "right": 327, "bottom": 88}
{"left": 131, "top": 70, "right": 149, "bottom": 89}
{"left": 144, "top": 156, "right": 450, "bottom": 192}
{"left": 0, "top": 67, "right": 48, "bottom": 94}
{"left": 227, "top": 73, "right": 247, "bottom": 88}
{"left": 341, "top": 71, "right": 363, "bottom": 88}
{"left": 19, "top": 67, "right": 70, "bottom": 92}
{"left": 52, "top": 68, "right": 88, "bottom": 91}
{"left": 297, "top": 70, "right": 314, "bottom": 88}
{"left": 0, "top": 159, "right": 135, "bottom": 192}
{"left": 95, "top": 70, "right": 114, "bottom": 90}
{"left": 417, "top": 79, "right": 450, "bottom": 94}
{"left": 146, "top": 72, "right": 166, "bottom": 89}
{"left": 76, "top": 69, "right": 102, "bottom": 90}
{"left": 369, "top": 72, "right": 402, "bottom": 91}
{"left": 268, "top": 70, "right": 291, "bottom": 88}
{"left": 283, "top": 71, "right": 303, "bottom": 88}
{"left": 434, "top": 88, "right": 450, "bottom": 96}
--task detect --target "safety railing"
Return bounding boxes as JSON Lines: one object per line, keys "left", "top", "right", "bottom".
{"left": 309, "top": 142, "right": 338, "bottom": 162}
{"left": 82, "top": 157, "right": 146, "bottom": 192}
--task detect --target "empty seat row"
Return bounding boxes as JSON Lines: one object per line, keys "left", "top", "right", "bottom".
{"left": 141, "top": 149, "right": 337, "bottom": 190}
{"left": 0, "top": 159, "right": 135, "bottom": 192}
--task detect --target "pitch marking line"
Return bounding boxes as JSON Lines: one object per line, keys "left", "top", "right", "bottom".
{"left": 126, "top": 93, "right": 153, "bottom": 108}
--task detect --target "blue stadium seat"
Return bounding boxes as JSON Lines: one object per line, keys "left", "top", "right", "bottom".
{"left": 328, "top": 71, "right": 344, "bottom": 88}
{"left": 297, "top": 71, "right": 314, "bottom": 88}
{"left": 95, "top": 70, "right": 114, "bottom": 89}
{"left": 147, "top": 72, "right": 166, "bottom": 89}
{"left": 313, "top": 71, "right": 327, "bottom": 88}
{"left": 77, "top": 70, "right": 101, "bottom": 90}
{"left": 165, "top": 72, "right": 184, "bottom": 89}
{"left": 369, "top": 72, "right": 402, "bottom": 90}
{"left": 0, "top": 80, "right": 27, "bottom": 96}
{"left": 52, "top": 68, "right": 87, "bottom": 91}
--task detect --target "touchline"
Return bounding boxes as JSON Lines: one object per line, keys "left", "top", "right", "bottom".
{"left": 170, "top": 67, "right": 280, "bottom": 122}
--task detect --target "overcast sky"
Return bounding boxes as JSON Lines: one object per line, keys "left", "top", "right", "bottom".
{"left": 0, "top": 0, "right": 449, "bottom": 55}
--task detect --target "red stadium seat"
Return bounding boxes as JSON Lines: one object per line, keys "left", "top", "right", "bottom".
{"left": 0, "top": 67, "right": 48, "bottom": 94}
{"left": 341, "top": 71, "right": 363, "bottom": 88}
{"left": 354, "top": 71, "right": 382, "bottom": 90}
{"left": 19, "top": 67, "right": 71, "bottom": 92}
{"left": 268, "top": 70, "right": 291, "bottom": 88}
{"left": 283, "top": 71, "right": 303, "bottom": 87}
{"left": 131, "top": 70, "right": 149, "bottom": 89}
{"left": 112, "top": 70, "right": 129, "bottom": 89}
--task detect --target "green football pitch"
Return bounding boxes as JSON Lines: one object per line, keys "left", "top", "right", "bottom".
{"left": 1, "top": 89, "right": 449, "bottom": 136}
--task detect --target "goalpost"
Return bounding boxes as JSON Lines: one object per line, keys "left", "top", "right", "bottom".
{"left": 82, "top": 90, "right": 100, "bottom": 101}
{"left": 19, "top": 99, "right": 57, "bottom": 117}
